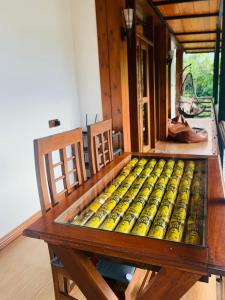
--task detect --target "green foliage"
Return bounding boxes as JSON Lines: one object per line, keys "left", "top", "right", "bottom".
{"left": 183, "top": 53, "right": 214, "bottom": 97}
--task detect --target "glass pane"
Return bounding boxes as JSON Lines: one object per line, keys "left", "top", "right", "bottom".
{"left": 143, "top": 103, "right": 149, "bottom": 146}
{"left": 55, "top": 157, "right": 207, "bottom": 248}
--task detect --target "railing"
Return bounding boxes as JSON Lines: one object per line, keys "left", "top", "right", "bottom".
{"left": 195, "top": 97, "right": 213, "bottom": 118}
{"left": 180, "top": 96, "right": 213, "bottom": 119}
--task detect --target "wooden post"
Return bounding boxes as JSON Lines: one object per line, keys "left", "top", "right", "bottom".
{"left": 168, "top": 35, "right": 172, "bottom": 118}
{"left": 120, "top": 6, "right": 131, "bottom": 152}
{"left": 149, "top": 42, "right": 156, "bottom": 148}
{"left": 213, "top": 26, "right": 220, "bottom": 105}
{"left": 176, "top": 46, "right": 183, "bottom": 113}
{"left": 127, "top": 0, "right": 139, "bottom": 152}
{"left": 155, "top": 25, "right": 169, "bottom": 141}
{"left": 218, "top": 0, "right": 225, "bottom": 122}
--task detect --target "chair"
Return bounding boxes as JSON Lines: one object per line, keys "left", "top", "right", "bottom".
{"left": 87, "top": 120, "right": 137, "bottom": 293}
{"left": 34, "top": 128, "right": 87, "bottom": 300}
{"left": 87, "top": 119, "right": 113, "bottom": 175}
{"left": 87, "top": 122, "right": 153, "bottom": 295}
{"left": 34, "top": 126, "right": 134, "bottom": 299}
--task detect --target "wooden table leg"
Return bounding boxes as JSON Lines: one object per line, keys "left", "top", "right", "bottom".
{"left": 51, "top": 244, "right": 118, "bottom": 300}
{"left": 136, "top": 267, "right": 202, "bottom": 300}
{"left": 48, "top": 245, "right": 69, "bottom": 300}
{"left": 125, "top": 269, "right": 152, "bottom": 300}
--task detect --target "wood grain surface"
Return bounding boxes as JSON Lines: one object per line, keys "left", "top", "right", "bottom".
{"left": 24, "top": 152, "right": 225, "bottom": 278}
{"left": 0, "top": 236, "right": 219, "bottom": 300}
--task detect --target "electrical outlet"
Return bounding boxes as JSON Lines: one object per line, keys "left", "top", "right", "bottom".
{"left": 49, "top": 119, "right": 61, "bottom": 128}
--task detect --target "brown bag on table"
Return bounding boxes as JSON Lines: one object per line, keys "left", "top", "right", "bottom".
{"left": 168, "top": 114, "right": 208, "bottom": 143}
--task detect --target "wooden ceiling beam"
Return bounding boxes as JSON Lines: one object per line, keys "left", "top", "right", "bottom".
{"left": 146, "top": 0, "right": 181, "bottom": 47}
{"left": 164, "top": 12, "right": 219, "bottom": 20}
{"left": 154, "top": 0, "right": 207, "bottom": 6}
{"left": 186, "top": 50, "right": 215, "bottom": 53}
{"left": 175, "top": 30, "right": 217, "bottom": 36}
{"left": 180, "top": 40, "right": 217, "bottom": 44}
{"left": 184, "top": 47, "right": 216, "bottom": 51}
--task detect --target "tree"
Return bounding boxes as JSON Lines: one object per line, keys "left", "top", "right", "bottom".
{"left": 183, "top": 53, "right": 214, "bottom": 97}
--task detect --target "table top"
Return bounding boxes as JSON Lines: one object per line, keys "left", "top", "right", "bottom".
{"left": 24, "top": 152, "right": 225, "bottom": 276}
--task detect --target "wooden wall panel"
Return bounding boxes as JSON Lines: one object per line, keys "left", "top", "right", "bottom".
{"left": 96, "top": 0, "right": 172, "bottom": 148}
{"left": 106, "top": 0, "right": 123, "bottom": 132}
{"left": 95, "top": 0, "right": 131, "bottom": 151}
{"left": 95, "top": 0, "right": 112, "bottom": 121}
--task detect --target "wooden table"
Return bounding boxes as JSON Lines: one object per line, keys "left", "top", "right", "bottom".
{"left": 24, "top": 153, "right": 225, "bottom": 300}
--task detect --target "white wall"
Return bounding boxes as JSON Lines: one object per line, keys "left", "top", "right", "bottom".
{"left": 72, "top": 0, "right": 102, "bottom": 129}
{"left": 0, "top": 0, "right": 102, "bottom": 238}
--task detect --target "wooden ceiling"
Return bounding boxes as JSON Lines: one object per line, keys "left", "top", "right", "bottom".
{"left": 149, "top": 0, "right": 221, "bottom": 53}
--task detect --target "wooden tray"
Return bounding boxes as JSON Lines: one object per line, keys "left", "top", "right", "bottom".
{"left": 55, "top": 155, "right": 208, "bottom": 248}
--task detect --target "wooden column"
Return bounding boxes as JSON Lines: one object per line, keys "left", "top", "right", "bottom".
{"left": 95, "top": 0, "right": 131, "bottom": 151}
{"left": 149, "top": 41, "right": 156, "bottom": 148}
{"left": 127, "top": 0, "right": 139, "bottom": 152}
{"left": 168, "top": 35, "right": 171, "bottom": 118}
{"left": 176, "top": 46, "right": 183, "bottom": 114}
{"left": 213, "top": 26, "right": 220, "bottom": 105}
{"left": 218, "top": 0, "right": 225, "bottom": 122}
{"left": 154, "top": 26, "right": 160, "bottom": 141}
{"left": 120, "top": 14, "right": 132, "bottom": 152}
{"left": 155, "top": 25, "right": 169, "bottom": 141}
{"left": 146, "top": 15, "right": 156, "bottom": 149}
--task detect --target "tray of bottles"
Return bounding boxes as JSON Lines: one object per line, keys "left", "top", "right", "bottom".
{"left": 55, "top": 157, "right": 207, "bottom": 247}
